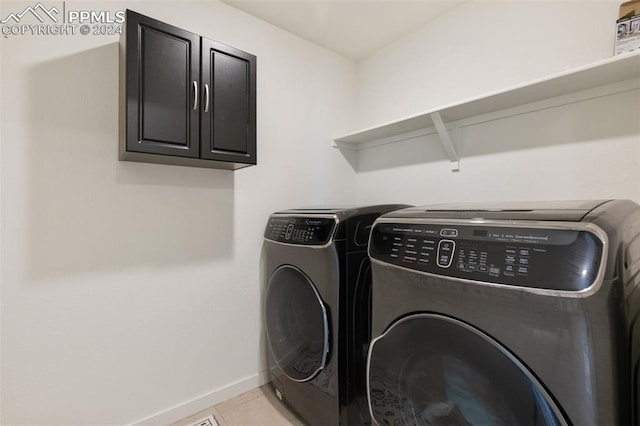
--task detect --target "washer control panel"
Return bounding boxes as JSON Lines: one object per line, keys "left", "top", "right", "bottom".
{"left": 265, "top": 216, "right": 336, "bottom": 245}
{"left": 370, "top": 222, "right": 604, "bottom": 291}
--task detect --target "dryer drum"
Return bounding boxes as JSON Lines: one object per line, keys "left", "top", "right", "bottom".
{"left": 265, "top": 265, "right": 329, "bottom": 382}
{"left": 367, "top": 314, "right": 567, "bottom": 426}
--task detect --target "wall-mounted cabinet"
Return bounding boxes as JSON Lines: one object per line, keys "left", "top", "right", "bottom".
{"left": 334, "top": 51, "right": 640, "bottom": 171}
{"left": 119, "top": 10, "right": 256, "bottom": 170}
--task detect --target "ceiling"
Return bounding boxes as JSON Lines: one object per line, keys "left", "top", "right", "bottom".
{"left": 221, "top": 0, "right": 464, "bottom": 60}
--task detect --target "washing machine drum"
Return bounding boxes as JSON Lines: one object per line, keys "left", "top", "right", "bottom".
{"left": 368, "top": 314, "right": 567, "bottom": 426}
{"left": 265, "top": 265, "right": 329, "bottom": 382}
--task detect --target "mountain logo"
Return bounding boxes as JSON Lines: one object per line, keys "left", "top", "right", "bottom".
{"left": 1, "top": 2, "right": 60, "bottom": 24}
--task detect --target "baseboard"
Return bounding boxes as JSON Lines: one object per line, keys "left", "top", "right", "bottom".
{"left": 128, "top": 371, "right": 270, "bottom": 425}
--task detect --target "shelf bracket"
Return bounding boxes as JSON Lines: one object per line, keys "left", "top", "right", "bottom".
{"left": 430, "top": 112, "right": 459, "bottom": 171}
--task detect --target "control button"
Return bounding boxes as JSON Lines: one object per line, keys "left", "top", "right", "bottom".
{"left": 285, "top": 224, "right": 294, "bottom": 240}
{"left": 505, "top": 255, "right": 515, "bottom": 264}
{"left": 518, "top": 257, "right": 529, "bottom": 265}
{"left": 517, "top": 266, "right": 529, "bottom": 274}
{"left": 505, "top": 264, "right": 515, "bottom": 273}
{"left": 489, "top": 266, "right": 501, "bottom": 277}
{"left": 519, "top": 248, "right": 530, "bottom": 257}
{"left": 437, "top": 239, "right": 455, "bottom": 268}
{"left": 440, "top": 228, "right": 459, "bottom": 238}
{"left": 478, "top": 265, "right": 488, "bottom": 272}
{"left": 440, "top": 241, "right": 454, "bottom": 252}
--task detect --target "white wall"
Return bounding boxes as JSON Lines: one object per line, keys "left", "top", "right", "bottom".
{"left": 0, "top": 1, "right": 356, "bottom": 424}
{"left": 354, "top": 1, "right": 640, "bottom": 206}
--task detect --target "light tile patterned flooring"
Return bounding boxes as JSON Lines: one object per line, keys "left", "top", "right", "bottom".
{"left": 172, "top": 385, "right": 306, "bottom": 426}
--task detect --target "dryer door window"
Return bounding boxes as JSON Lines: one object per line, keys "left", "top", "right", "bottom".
{"left": 368, "top": 314, "right": 567, "bottom": 426}
{"left": 265, "top": 265, "right": 329, "bottom": 382}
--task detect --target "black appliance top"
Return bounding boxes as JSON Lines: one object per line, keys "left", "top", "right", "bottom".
{"left": 274, "top": 204, "right": 410, "bottom": 222}
{"left": 382, "top": 200, "right": 610, "bottom": 222}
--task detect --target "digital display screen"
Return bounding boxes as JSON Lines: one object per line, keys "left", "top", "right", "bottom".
{"left": 473, "top": 229, "right": 488, "bottom": 237}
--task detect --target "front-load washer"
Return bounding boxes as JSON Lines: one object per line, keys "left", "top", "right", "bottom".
{"left": 264, "top": 205, "right": 409, "bottom": 425}
{"left": 366, "top": 200, "right": 640, "bottom": 426}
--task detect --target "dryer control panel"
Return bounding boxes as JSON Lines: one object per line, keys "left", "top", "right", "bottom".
{"left": 369, "top": 222, "right": 604, "bottom": 292}
{"left": 265, "top": 216, "right": 336, "bottom": 245}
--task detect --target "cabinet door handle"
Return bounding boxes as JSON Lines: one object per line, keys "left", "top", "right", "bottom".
{"left": 204, "top": 83, "right": 210, "bottom": 113}
{"left": 192, "top": 81, "right": 198, "bottom": 110}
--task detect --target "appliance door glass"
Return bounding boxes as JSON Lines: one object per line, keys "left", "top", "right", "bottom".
{"left": 368, "top": 314, "right": 567, "bottom": 426}
{"left": 265, "top": 265, "right": 329, "bottom": 382}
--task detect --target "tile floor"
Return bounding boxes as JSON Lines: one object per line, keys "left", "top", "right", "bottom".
{"left": 172, "top": 385, "right": 305, "bottom": 426}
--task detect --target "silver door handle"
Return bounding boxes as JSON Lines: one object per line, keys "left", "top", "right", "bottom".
{"left": 204, "top": 83, "right": 210, "bottom": 113}
{"left": 192, "top": 81, "right": 198, "bottom": 110}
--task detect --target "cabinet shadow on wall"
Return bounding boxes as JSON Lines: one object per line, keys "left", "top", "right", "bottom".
{"left": 353, "top": 90, "right": 640, "bottom": 173}
{"left": 25, "top": 42, "right": 234, "bottom": 282}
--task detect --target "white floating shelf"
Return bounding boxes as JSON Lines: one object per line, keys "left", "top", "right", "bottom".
{"left": 334, "top": 51, "right": 640, "bottom": 166}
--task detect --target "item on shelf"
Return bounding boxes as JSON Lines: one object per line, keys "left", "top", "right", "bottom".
{"left": 615, "top": 1, "right": 640, "bottom": 55}
{"left": 620, "top": 0, "right": 640, "bottom": 18}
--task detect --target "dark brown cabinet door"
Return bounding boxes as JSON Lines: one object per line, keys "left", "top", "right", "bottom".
{"left": 121, "top": 10, "right": 256, "bottom": 169}
{"left": 124, "top": 10, "right": 200, "bottom": 158}
{"left": 200, "top": 38, "right": 256, "bottom": 164}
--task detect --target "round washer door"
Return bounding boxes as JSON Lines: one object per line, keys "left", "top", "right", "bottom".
{"left": 265, "top": 265, "right": 329, "bottom": 382}
{"left": 368, "top": 314, "right": 567, "bottom": 426}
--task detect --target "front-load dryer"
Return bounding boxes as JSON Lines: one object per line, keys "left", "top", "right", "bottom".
{"left": 366, "top": 200, "right": 640, "bottom": 426}
{"left": 264, "top": 205, "right": 409, "bottom": 425}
